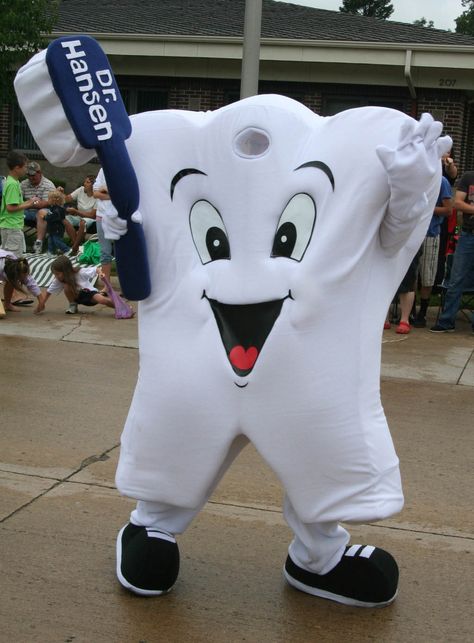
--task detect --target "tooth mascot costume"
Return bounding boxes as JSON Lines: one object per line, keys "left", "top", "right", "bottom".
{"left": 15, "top": 36, "right": 450, "bottom": 607}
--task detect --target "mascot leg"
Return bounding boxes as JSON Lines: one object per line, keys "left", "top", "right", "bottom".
{"left": 283, "top": 498, "right": 399, "bottom": 607}
{"left": 116, "top": 501, "right": 197, "bottom": 596}
{"left": 116, "top": 435, "right": 249, "bottom": 596}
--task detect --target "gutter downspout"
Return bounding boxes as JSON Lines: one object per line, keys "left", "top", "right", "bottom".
{"left": 404, "top": 49, "right": 417, "bottom": 100}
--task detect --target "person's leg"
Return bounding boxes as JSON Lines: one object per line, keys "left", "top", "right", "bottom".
{"left": 398, "top": 291, "right": 415, "bottom": 324}
{"left": 62, "top": 283, "right": 78, "bottom": 304}
{"left": 395, "top": 254, "right": 418, "bottom": 334}
{"left": 3, "top": 281, "right": 22, "bottom": 312}
{"left": 432, "top": 233, "right": 474, "bottom": 331}
{"left": 55, "top": 235, "right": 70, "bottom": 254}
{"left": 92, "top": 292, "right": 114, "bottom": 308}
{"left": 35, "top": 211, "right": 47, "bottom": 241}
{"left": 64, "top": 219, "right": 78, "bottom": 252}
{"left": 70, "top": 219, "right": 86, "bottom": 255}
{"left": 415, "top": 237, "right": 438, "bottom": 327}
{"left": 23, "top": 209, "right": 37, "bottom": 233}
{"left": 96, "top": 218, "right": 114, "bottom": 288}
{"left": 1, "top": 228, "right": 25, "bottom": 257}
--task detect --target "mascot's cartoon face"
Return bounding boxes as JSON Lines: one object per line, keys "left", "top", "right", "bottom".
{"left": 185, "top": 159, "right": 332, "bottom": 380}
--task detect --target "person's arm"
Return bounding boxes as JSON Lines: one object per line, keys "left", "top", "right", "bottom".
{"left": 63, "top": 186, "right": 80, "bottom": 205}
{"left": 66, "top": 205, "right": 97, "bottom": 218}
{"left": 443, "top": 157, "right": 457, "bottom": 181}
{"left": 93, "top": 187, "right": 110, "bottom": 201}
{"left": 453, "top": 189, "right": 474, "bottom": 214}
{"left": 434, "top": 197, "right": 452, "bottom": 217}
{"left": 36, "top": 290, "right": 51, "bottom": 313}
{"left": 6, "top": 197, "right": 36, "bottom": 213}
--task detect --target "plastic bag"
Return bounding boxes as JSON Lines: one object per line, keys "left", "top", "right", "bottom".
{"left": 101, "top": 274, "right": 134, "bottom": 319}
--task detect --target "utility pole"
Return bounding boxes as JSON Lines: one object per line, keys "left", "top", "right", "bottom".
{"left": 240, "top": 0, "right": 263, "bottom": 98}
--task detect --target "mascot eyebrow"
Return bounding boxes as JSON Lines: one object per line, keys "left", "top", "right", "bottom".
{"left": 170, "top": 161, "right": 333, "bottom": 201}
{"left": 294, "top": 161, "right": 335, "bottom": 191}
{"left": 170, "top": 168, "right": 208, "bottom": 200}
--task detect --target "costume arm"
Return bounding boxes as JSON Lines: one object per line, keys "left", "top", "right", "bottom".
{"left": 376, "top": 113, "right": 452, "bottom": 254}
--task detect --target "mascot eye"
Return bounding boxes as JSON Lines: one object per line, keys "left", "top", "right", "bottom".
{"left": 190, "top": 200, "right": 230, "bottom": 264}
{"left": 271, "top": 193, "right": 316, "bottom": 261}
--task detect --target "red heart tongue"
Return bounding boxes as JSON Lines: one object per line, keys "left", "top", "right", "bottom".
{"left": 229, "top": 346, "right": 259, "bottom": 371}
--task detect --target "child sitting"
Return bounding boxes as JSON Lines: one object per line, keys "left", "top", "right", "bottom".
{"left": 41, "top": 189, "right": 70, "bottom": 255}
{"left": 37, "top": 254, "right": 115, "bottom": 314}
{"left": 0, "top": 249, "right": 43, "bottom": 314}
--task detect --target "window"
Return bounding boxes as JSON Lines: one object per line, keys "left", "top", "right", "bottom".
{"left": 120, "top": 88, "right": 168, "bottom": 114}
{"left": 11, "top": 86, "right": 168, "bottom": 153}
{"left": 323, "top": 96, "right": 406, "bottom": 116}
{"left": 12, "top": 103, "right": 39, "bottom": 153}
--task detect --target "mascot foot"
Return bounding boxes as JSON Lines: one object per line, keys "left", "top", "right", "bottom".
{"left": 284, "top": 545, "right": 398, "bottom": 607}
{"left": 116, "top": 523, "right": 180, "bottom": 596}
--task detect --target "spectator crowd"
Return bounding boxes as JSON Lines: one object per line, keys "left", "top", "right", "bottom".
{"left": 0, "top": 151, "right": 130, "bottom": 318}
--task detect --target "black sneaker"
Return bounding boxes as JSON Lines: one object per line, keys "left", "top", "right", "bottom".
{"left": 429, "top": 324, "right": 455, "bottom": 333}
{"left": 284, "top": 544, "right": 398, "bottom": 607}
{"left": 116, "top": 523, "right": 180, "bottom": 596}
{"left": 412, "top": 317, "right": 426, "bottom": 328}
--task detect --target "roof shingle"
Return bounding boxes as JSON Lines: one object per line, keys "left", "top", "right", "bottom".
{"left": 54, "top": 0, "right": 474, "bottom": 46}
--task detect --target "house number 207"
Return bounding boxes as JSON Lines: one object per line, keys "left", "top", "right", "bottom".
{"left": 439, "top": 78, "right": 457, "bottom": 87}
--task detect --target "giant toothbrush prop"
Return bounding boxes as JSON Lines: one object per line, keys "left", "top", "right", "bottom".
{"left": 15, "top": 35, "right": 451, "bottom": 607}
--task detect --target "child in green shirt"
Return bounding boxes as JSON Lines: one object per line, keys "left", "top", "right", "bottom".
{"left": 0, "top": 151, "right": 38, "bottom": 256}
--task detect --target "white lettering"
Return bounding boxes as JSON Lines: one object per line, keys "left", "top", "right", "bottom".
{"left": 102, "top": 87, "right": 117, "bottom": 102}
{"left": 96, "top": 69, "right": 113, "bottom": 87}
{"left": 95, "top": 122, "right": 112, "bottom": 141}
{"left": 75, "top": 73, "right": 93, "bottom": 92}
{"left": 82, "top": 91, "right": 100, "bottom": 106}
{"left": 61, "top": 39, "right": 86, "bottom": 60}
{"left": 70, "top": 59, "right": 88, "bottom": 74}
{"left": 89, "top": 104, "right": 108, "bottom": 124}
{"left": 62, "top": 42, "right": 115, "bottom": 143}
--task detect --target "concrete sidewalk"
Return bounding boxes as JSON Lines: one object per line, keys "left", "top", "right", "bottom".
{"left": 0, "top": 296, "right": 473, "bottom": 642}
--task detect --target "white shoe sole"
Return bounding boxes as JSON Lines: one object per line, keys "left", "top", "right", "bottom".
{"left": 115, "top": 524, "right": 170, "bottom": 596}
{"left": 283, "top": 567, "right": 397, "bottom": 608}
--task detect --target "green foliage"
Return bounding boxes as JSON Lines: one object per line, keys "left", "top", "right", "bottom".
{"left": 339, "top": 0, "right": 394, "bottom": 20}
{"left": 413, "top": 17, "right": 435, "bottom": 29}
{"left": 50, "top": 177, "right": 67, "bottom": 190}
{"left": 456, "top": 0, "right": 474, "bottom": 35}
{"left": 0, "top": 0, "right": 59, "bottom": 104}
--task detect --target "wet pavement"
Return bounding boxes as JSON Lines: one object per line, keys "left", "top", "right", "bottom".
{"left": 0, "top": 293, "right": 473, "bottom": 642}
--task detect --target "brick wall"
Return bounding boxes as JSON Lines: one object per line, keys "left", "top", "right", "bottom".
{"left": 1, "top": 77, "right": 471, "bottom": 179}
{"left": 0, "top": 103, "right": 10, "bottom": 158}
{"left": 417, "top": 90, "right": 466, "bottom": 172}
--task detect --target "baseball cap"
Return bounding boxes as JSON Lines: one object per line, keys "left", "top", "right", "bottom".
{"left": 26, "top": 161, "right": 41, "bottom": 175}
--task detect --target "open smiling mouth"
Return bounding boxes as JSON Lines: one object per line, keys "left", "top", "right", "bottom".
{"left": 203, "top": 291, "right": 292, "bottom": 379}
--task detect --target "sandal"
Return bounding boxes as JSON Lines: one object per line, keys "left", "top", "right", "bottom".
{"left": 396, "top": 321, "right": 411, "bottom": 334}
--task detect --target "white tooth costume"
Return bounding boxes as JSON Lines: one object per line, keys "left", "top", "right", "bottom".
{"left": 15, "top": 42, "right": 450, "bottom": 575}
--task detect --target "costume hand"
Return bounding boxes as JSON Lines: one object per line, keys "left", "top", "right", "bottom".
{"left": 376, "top": 113, "right": 452, "bottom": 184}
{"left": 101, "top": 203, "right": 128, "bottom": 240}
